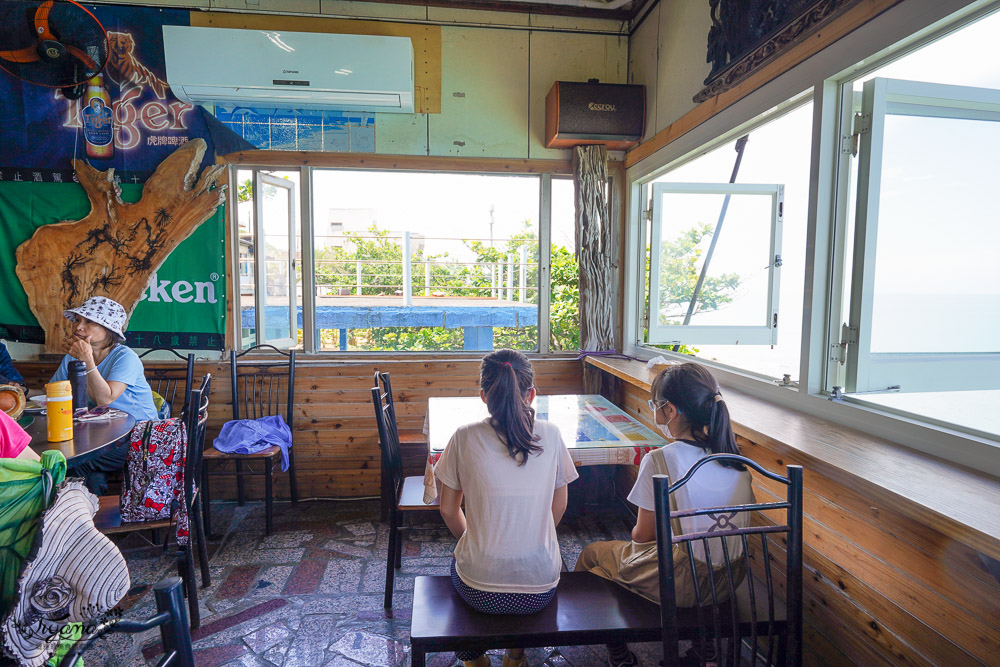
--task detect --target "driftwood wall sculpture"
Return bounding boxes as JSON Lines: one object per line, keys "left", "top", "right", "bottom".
{"left": 15, "top": 139, "right": 226, "bottom": 352}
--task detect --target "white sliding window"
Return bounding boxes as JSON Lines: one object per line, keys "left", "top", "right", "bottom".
{"left": 647, "top": 182, "right": 784, "bottom": 347}
{"left": 845, "top": 77, "right": 1000, "bottom": 393}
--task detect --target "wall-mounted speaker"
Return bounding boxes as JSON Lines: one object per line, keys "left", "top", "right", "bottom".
{"left": 545, "top": 81, "right": 645, "bottom": 150}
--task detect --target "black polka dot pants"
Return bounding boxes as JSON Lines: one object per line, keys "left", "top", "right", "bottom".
{"left": 450, "top": 559, "right": 556, "bottom": 661}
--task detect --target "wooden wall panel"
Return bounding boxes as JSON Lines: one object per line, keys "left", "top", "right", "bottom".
{"left": 604, "top": 368, "right": 1000, "bottom": 667}
{"left": 18, "top": 357, "right": 583, "bottom": 500}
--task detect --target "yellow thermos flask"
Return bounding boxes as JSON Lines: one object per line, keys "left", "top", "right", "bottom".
{"left": 45, "top": 381, "right": 74, "bottom": 442}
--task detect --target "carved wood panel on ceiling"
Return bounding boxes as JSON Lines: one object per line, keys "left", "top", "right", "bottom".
{"left": 697, "top": 0, "right": 861, "bottom": 103}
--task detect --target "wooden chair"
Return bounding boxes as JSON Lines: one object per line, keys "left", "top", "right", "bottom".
{"left": 94, "top": 376, "right": 213, "bottom": 628}
{"left": 59, "top": 577, "right": 195, "bottom": 667}
{"left": 409, "top": 455, "right": 803, "bottom": 667}
{"left": 137, "top": 348, "right": 195, "bottom": 418}
{"left": 202, "top": 344, "right": 298, "bottom": 536}
{"left": 371, "top": 371, "right": 439, "bottom": 609}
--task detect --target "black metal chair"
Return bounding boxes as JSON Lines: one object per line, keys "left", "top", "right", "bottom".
{"left": 59, "top": 577, "right": 195, "bottom": 667}
{"left": 371, "top": 372, "right": 439, "bottom": 609}
{"left": 654, "top": 455, "right": 803, "bottom": 666}
{"left": 408, "top": 455, "right": 803, "bottom": 667}
{"left": 94, "top": 376, "right": 213, "bottom": 628}
{"left": 202, "top": 344, "right": 298, "bottom": 536}
{"left": 137, "top": 348, "right": 195, "bottom": 419}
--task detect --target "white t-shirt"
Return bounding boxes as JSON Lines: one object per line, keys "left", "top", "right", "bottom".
{"left": 433, "top": 418, "right": 579, "bottom": 594}
{"left": 627, "top": 442, "right": 754, "bottom": 567}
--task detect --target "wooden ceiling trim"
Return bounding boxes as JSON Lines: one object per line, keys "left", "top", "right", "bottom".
{"left": 222, "top": 150, "right": 575, "bottom": 174}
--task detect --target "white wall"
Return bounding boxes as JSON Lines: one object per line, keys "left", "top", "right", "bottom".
{"left": 628, "top": 0, "right": 713, "bottom": 144}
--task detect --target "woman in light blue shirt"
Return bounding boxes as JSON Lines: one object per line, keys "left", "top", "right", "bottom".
{"left": 51, "top": 297, "right": 157, "bottom": 494}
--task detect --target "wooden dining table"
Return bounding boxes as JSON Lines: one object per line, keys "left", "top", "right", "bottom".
{"left": 22, "top": 412, "right": 136, "bottom": 465}
{"left": 422, "top": 394, "right": 668, "bottom": 503}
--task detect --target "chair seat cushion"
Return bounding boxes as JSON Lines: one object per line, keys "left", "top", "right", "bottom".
{"left": 410, "top": 572, "right": 662, "bottom": 650}
{"left": 204, "top": 444, "right": 281, "bottom": 459}
{"left": 399, "top": 475, "right": 437, "bottom": 510}
{"left": 94, "top": 495, "right": 171, "bottom": 534}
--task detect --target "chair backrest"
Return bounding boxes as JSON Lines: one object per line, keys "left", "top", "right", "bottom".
{"left": 230, "top": 344, "right": 295, "bottom": 427}
{"left": 371, "top": 372, "right": 403, "bottom": 504}
{"left": 183, "top": 375, "right": 212, "bottom": 508}
{"left": 137, "top": 348, "right": 195, "bottom": 418}
{"left": 653, "top": 454, "right": 803, "bottom": 667}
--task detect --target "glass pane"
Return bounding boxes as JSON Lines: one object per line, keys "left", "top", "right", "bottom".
{"left": 870, "top": 113, "right": 1000, "bottom": 353}
{"left": 646, "top": 99, "right": 811, "bottom": 380}
{"left": 261, "top": 184, "right": 293, "bottom": 343}
{"left": 550, "top": 178, "right": 579, "bottom": 352}
{"left": 654, "top": 191, "right": 774, "bottom": 328}
{"left": 236, "top": 169, "right": 256, "bottom": 347}
{"left": 311, "top": 171, "right": 540, "bottom": 352}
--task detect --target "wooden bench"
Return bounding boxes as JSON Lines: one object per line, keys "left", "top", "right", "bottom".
{"left": 409, "top": 572, "right": 662, "bottom": 666}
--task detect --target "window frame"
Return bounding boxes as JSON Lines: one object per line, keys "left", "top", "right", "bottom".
{"left": 623, "top": 0, "right": 1000, "bottom": 476}
{"left": 229, "top": 161, "right": 570, "bottom": 356}
{"left": 845, "top": 76, "right": 1000, "bottom": 392}
{"left": 646, "top": 181, "right": 784, "bottom": 347}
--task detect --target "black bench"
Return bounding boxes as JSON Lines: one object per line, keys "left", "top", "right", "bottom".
{"left": 409, "top": 571, "right": 662, "bottom": 666}
{"left": 408, "top": 455, "right": 803, "bottom": 667}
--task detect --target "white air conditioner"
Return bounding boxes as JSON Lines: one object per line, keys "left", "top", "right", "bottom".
{"left": 162, "top": 26, "right": 414, "bottom": 113}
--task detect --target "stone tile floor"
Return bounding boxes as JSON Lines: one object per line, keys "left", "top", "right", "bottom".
{"left": 90, "top": 499, "right": 668, "bottom": 667}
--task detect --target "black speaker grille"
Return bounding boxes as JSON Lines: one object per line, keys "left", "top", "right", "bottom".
{"left": 556, "top": 82, "right": 643, "bottom": 138}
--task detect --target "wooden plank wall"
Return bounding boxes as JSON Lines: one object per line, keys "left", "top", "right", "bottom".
{"left": 19, "top": 357, "right": 584, "bottom": 499}
{"left": 612, "top": 379, "right": 1000, "bottom": 667}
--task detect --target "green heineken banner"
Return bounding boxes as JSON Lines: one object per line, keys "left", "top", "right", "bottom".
{"left": 0, "top": 181, "right": 226, "bottom": 350}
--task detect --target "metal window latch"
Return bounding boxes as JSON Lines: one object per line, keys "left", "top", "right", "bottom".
{"left": 832, "top": 385, "right": 901, "bottom": 400}
{"left": 643, "top": 207, "right": 652, "bottom": 223}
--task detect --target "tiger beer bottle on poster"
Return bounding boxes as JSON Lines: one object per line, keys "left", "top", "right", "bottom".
{"left": 81, "top": 74, "right": 114, "bottom": 160}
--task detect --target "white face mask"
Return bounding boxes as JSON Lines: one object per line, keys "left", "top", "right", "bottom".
{"left": 657, "top": 420, "right": 674, "bottom": 440}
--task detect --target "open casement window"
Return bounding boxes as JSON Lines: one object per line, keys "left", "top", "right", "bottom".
{"left": 647, "top": 182, "right": 784, "bottom": 346}
{"left": 252, "top": 172, "right": 299, "bottom": 349}
{"left": 845, "top": 78, "right": 1000, "bottom": 393}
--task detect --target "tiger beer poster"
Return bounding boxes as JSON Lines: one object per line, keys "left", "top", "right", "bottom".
{"left": 0, "top": 5, "right": 226, "bottom": 350}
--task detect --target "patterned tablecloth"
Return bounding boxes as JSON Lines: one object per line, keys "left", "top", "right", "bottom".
{"left": 422, "top": 394, "right": 668, "bottom": 504}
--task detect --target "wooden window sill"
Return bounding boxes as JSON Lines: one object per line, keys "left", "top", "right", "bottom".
{"left": 585, "top": 356, "right": 1000, "bottom": 561}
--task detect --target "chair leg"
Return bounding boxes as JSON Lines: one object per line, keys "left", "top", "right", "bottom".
{"left": 411, "top": 646, "right": 425, "bottom": 667}
{"left": 384, "top": 517, "right": 397, "bottom": 609}
{"left": 265, "top": 461, "right": 274, "bottom": 535}
{"left": 194, "top": 494, "right": 211, "bottom": 587}
{"left": 201, "top": 468, "right": 213, "bottom": 538}
{"left": 379, "top": 463, "right": 390, "bottom": 524}
{"left": 288, "top": 446, "right": 299, "bottom": 505}
{"left": 182, "top": 544, "right": 200, "bottom": 629}
{"left": 394, "top": 512, "right": 403, "bottom": 570}
{"left": 236, "top": 460, "right": 246, "bottom": 506}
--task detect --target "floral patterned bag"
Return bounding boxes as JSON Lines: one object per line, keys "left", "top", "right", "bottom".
{"left": 120, "top": 418, "right": 189, "bottom": 545}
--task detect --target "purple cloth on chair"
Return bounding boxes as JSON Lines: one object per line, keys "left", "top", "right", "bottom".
{"left": 212, "top": 415, "right": 292, "bottom": 471}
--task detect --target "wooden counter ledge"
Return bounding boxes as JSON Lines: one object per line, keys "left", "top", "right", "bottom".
{"left": 585, "top": 355, "right": 1000, "bottom": 562}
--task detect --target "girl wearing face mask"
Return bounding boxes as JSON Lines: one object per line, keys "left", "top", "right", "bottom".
{"left": 574, "top": 362, "right": 754, "bottom": 667}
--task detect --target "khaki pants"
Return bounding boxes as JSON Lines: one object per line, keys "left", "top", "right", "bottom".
{"left": 575, "top": 540, "right": 746, "bottom": 607}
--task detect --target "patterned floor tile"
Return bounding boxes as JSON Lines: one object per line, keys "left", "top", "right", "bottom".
{"left": 242, "top": 621, "right": 293, "bottom": 654}
{"left": 109, "top": 498, "right": 640, "bottom": 666}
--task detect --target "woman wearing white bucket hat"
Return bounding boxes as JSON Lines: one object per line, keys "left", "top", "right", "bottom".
{"left": 49, "top": 296, "right": 157, "bottom": 494}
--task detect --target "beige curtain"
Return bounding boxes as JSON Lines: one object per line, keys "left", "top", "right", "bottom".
{"left": 573, "top": 145, "right": 616, "bottom": 393}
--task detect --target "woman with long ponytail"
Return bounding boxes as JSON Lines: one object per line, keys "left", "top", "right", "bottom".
{"left": 434, "top": 349, "right": 578, "bottom": 667}
{"left": 575, "top": 362, "right": 754, "bottom": 667}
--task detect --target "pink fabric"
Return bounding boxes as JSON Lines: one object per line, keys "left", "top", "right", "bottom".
{"left": 0, "top": 410, "right": 30, "bottom": 459}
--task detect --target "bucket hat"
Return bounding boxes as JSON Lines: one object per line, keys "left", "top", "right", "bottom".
{"left": 62, "top": 296, "right": 127, "bottom": 340}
